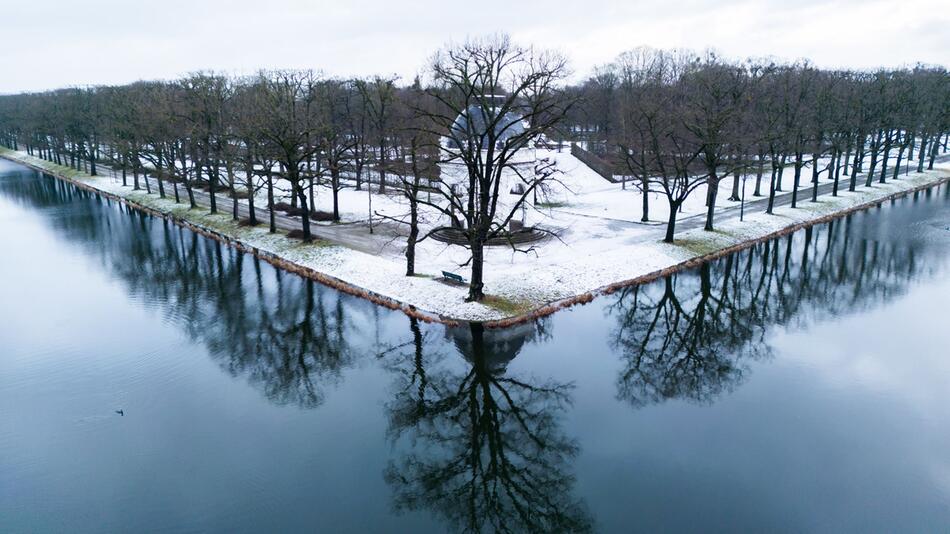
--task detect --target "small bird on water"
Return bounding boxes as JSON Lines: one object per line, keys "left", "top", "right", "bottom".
{"left": 115, "top": 410, "right": 124, "bottom": 416}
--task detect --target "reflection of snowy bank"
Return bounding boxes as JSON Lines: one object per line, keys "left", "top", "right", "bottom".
{"left": 2, "top": 146, "right": 948, "bottom": 324}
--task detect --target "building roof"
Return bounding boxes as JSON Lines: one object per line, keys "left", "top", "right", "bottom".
{"left": 447, "top": 104, "right": 527, "bottom": 150}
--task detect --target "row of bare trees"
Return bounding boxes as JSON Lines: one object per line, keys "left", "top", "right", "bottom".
{"left": 0, "top": 71, "right": 412, "bottom": 233}
{"left": 0, "top": 36, "right": 573, "bottom": 301}
{"left": 569, "top": 48, "right": 950, "bottom": 241}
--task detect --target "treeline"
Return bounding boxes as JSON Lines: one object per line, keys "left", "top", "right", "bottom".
{"left": 569, "top": 48, "right": 950, "bottom": 239}
{"left": 0, "top": 36, "right": 572, "bottom": 301}
{"left": 0, "top": 71, "right": 427, "bottom": 235}
{"left": 0, "top": 38, "right": 948, "bottom": 300}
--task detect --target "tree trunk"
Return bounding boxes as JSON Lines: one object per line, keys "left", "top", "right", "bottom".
{"left": 892, "top": 141, "right": 906, "bottom": 180}
{"left": 156, "top": 150, "right": 166, "bottom": 199}
{"left": 230, "top": 165, "right": 239, "bottom": 221}
{"left": 928, "top": 138, "right": 938, "bottom": 170}
{"left": 865, "top": 131, "right": 881, "bottom": 187}
{"left": 917, "top": 135, "right": 928, "bottom": 173}
{"left": 766, "top": 162, "right": 778, "bottom": 214}
{"left": 267, "top": 173, "right": 276, "bottom": 233}
{"left": 878, "top": 130, "right": 892, "bottom": 183}
{"left": 406, "top": 199, "right": 418, "bottom": 276}
{"left": 729, "top": 166, "right": 741, "bottom": 201}
{"left": 467, "top": 236, "right": 485, "bottom": 301}
{"left": 405, "top": 142, "right": 421, "bottom": 276}
{"left": 245, "top": 160, "right": 257, "bottom": 226}
{"left": 89, "top": 138, "right": 98, "bottom": 176}
{"left": 355, "top": 158, "right": 363, "bottom": 191}
{"left": 833, "top": 150, "right": 842, "bottom": 197}
{"left": 378, "top": 140, "right": 387, "bottom": 193}
{"left": 853, "top": 134, "right": 866, "bottom": 174}
{"left": 308, "top": 176, "right": 316, "bottom": 213}
{"left": 641, "top": 176, "right": 649, "bottom": 222}
{"left": 142, "top": 160, "right": 151, "bottom": 194}
{"left": 704, "top": 168, "right": 719, "bottom": 231}
{"left": 791, "top": 151, "right": 803, "bottom": 208}
{"left": 181, "top": 149, "right": 196, "bottom": 208}
{"left": 664, "top": 201, "right": 679, "bottom": 243}
{"left": 297, "top": 183, "right": 312, "bottom": 241}
{"left": 207, "top": 157, "right": 218, "bottom": 214}
{"left": 331, "top": 167, "right": 341, "bottom": 222}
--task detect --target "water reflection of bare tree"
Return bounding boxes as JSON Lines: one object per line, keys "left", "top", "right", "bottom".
{"left": 129, "top": 231, "right": 365, "bottom": 409}
{"left": 227, "top": 259, "right": 357, "bottom": 408}
{"left": 2, "top": 174, "right": 369, "bottom": 408}
{"left": 381, "top": 320, "right": 593, "bottom": 533}
{"left": 609, "top": 204, "right": 948, "bottom": 408}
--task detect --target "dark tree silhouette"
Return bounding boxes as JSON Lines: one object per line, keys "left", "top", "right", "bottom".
{"left": 381, "top": 320, "right": 593, "bottom": 533}
{"left": 607, "top": 194, "right": 949, "bottom": 408}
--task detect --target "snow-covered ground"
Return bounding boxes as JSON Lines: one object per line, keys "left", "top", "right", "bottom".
{"left": 250, "top": 148, "right": 841, "bottom": 231}
{"left": 3, "top": 146, "right": 947, "bottom": 323}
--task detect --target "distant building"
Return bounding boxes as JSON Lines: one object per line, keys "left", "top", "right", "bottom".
{"left": 439, "top": 98, "right": 538, "bottom": 226}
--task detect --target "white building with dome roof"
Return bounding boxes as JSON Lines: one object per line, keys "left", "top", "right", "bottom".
{"left": 439, "top": 98, "right": 540, "bottom": 226}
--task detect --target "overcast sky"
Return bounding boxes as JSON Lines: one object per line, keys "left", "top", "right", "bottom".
{"left": 2, "top": 0, "right": 948, "bottom": 93}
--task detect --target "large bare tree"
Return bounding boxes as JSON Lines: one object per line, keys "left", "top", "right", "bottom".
{"left": 417, "top": 35, "right": 574, "bottom": 301}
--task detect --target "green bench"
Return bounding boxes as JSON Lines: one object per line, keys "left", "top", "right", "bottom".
{"left": 441, "top": 270, "right": 467, "bottom": 284}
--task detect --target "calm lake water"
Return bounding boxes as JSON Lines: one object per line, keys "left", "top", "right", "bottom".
{"left": 2, "top": 158, "right": 949, "bottom": 533}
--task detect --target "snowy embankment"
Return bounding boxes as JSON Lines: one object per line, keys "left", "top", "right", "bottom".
{"left": 3, "top": 146, "right": 947, "bottom": 324}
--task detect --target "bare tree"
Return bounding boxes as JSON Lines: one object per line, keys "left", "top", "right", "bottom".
{"left": 416, "top": 35, "right": 574, "bottom": 301}
{"left": 253, "top": 70, "right": 323, "bottom": 241}
{"left": 381, "top": 84, "right": 443, "bottom": 276}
